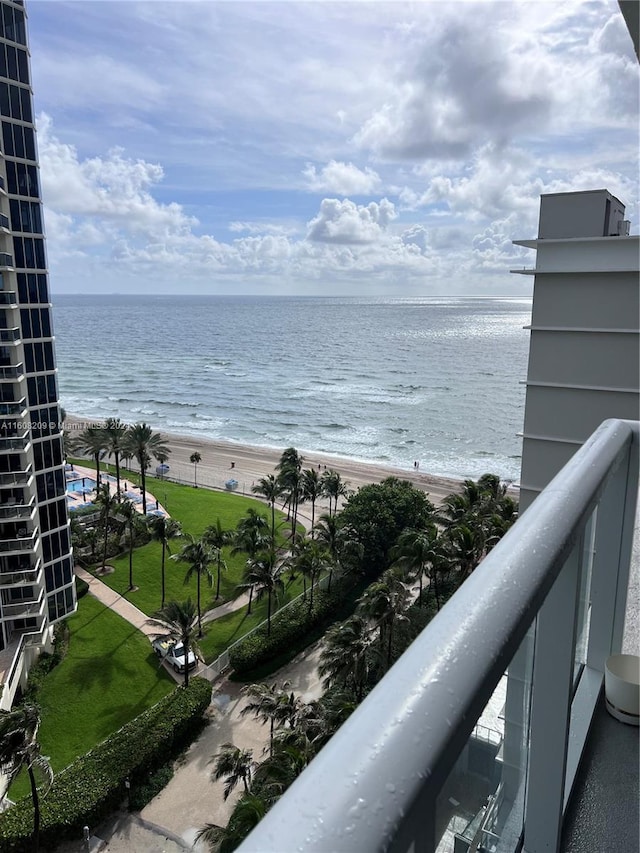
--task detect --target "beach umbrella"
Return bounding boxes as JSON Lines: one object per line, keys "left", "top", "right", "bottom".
{"left": 156, "top": 463, "right": 170, "bottom": 478}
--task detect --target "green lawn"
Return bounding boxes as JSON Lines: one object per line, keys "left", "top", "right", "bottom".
{"left": 71, "top": 464, "right": 288, "bottom": 617}
{"left": 10, "top": 594, "right": 174, "bottom": 800}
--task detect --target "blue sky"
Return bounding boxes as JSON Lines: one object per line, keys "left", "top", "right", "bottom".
{"left": 27, "top": 0, "right": 639, "bottom": 295}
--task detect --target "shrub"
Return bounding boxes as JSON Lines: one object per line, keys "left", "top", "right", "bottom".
{"left": 230, "top": 583, "right": 351, "bottom": 675}
{"left": 129, "top": 764, "right": 174, "bottom": 812}
{"left": 0, "top": 678, "right": 211, "bottom": 852}
{"left": 74, "top": 577, "right": 90, "bottom": 600}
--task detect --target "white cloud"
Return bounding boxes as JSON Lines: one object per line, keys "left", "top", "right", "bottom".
{"left": 303, "top": 160, "right": 381, "bottom": 195}
{"left": 306, "top": 198, "right": 397, "bottom": 244}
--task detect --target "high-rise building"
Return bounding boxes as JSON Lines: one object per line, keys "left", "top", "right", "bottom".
{"left": 0, "top": 0, "right": 75, "bottom": 711}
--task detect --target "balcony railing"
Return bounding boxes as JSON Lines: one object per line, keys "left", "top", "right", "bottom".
{"left": 0, "top": 328, "right": 20, "bottom": 343}
{"left": 0, "top": 470, "right": 31, "bottom": 487}
{"left": 237, "top": 418, "right": 639, "bottom": 853}
{"left": 0, "top": 588, "right": 44, "bottom": 620}
{"left": 0, "top": 255, "right": 13, "bottom": 270}
{"left": 0, "top": 292, "right": 17, "bottom": 307}
{"left": 0, "top": 399, "right": 27, "bottom": 417}
{"left": 0, "top": 214, "right": 9, "bottom": 230}
{"left": 0, "top": 434, "right": 30, "bottom": 453}
{"left": 0, "top": 363, "right": 23, "bottom": 380}
{"left": 0, "top": 528, "right": 38, "bottom": 553}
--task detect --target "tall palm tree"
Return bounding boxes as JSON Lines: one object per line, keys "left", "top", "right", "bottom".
{"left": 314, "top": 513, "right": 363, "bottom": 592}
{"left": 319, "top": 615, "right": 373, "bottom": 702}
{"left": 358, "top": 569, "right": 411, "bottom": 671}
{"left": 210, "top": 742, "right": 254, "bottom": 800}
{"left": 233, "top": 509, "right": 271, "bottom": 560}
{"left": 117, "top": 498, "right": 146, "bottom": 590}
{"left": 247, "top": 548, "right": 284, "bottom": 635}
{"left": 149, "top": 598, "right": 200, "bottom": 688}
{"left": 72, "top": 424, "right": 108, "bottom": 487}
{"left": 124, "top": 422, "right": 170, "bottom": 515}
{"left": 276, "top": 447, "right": 304, "bottom": 537}
{"left": 104, "top": 417, "right": 128, "bottom": 498}
{"left": 203, "top": 519, "right": 233, "bottom": 600}
{"left": 190, "top": 451, "right": 202, "bottom": 487}
{"left": 300, "top": 468, "right": 322, "bottom": 534}
{"left": 148, "top": 515, "right": 182, "bottom": 607}
{"left": 171, "top": 536, "right": 215, "bottom": 636}
{"left": 391, "top": 523, "right": 439, "bottom": 607}
{"left": 0, "top": 705, "right": 53, "bottom": 853}
{"left": 251, "top": 474, "right": 281, "bottom": 542}
{"left": 240, "top": 681, "right": 294, "bottom": 756}
{"left": 94, "top": 483, "right": 119, "bottom": 572}
{"left": 321, "top": 469, "right": 349, "bottom": 517}
{"left": 288, "top": 539, "right": 330, "bottom": 613}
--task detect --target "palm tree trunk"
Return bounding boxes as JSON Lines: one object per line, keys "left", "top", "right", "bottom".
{"left": 102, "top": 518, "right": 109, "bottom": 571}
{"left": 197, "top": 574, "right": 202, "bottom": 636}
{"left": 183, "top": 640, "right": 190, "bottom": 688}
{"left": 310, "top": 498, "right": 315, "bottom": 537}
{"left": 128, "top": 530, "right": 134, "bottom": 589}
{"left": 94, "top": 452, "right": 101, "bottom": 488}
{"left": 216, "top": 558, "right": 222, "bottom": 599}
{"left": 267, "top": 589, "right": 272, "bottom": 636}
{"left": 161, "top": 541, "right": 166, "bottom": 607}
{"left": 115, "top": 451, "right": 121, "bottom": 498}
{"left": 309, "top": 571, "right": 315, "bottom": 613}
{"left": 140, "top": 461, "right": 147, "bottom": 514}
{"left": 247, "top": 585, "right": 253, "bottom": 615}
{"left": 328, "top": 568, "right": 333, "bottom": 593}
{"left": 28, "top": 765, "right": 41, "bottom": 853}
{"left": 270, "top": 503, "right": 275, "bottom": 543}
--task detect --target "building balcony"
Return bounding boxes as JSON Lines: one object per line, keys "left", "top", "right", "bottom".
{"left": 0, "top": 254, "right": 13, "bottom": 271}
{"left": 0, "top": 527, "right": 38, "bottom": 554}
{"left": 0, "top": 398, "right": 27, "bottom": 417}
{"left": 0, "top": 493, "right": 35, "bottom": 520}
{"left": 0, "top": 469, "right": 32, "bottom": 488}
{"left": 0, "top": 214, "right": 9, "bottom": 231}
{"left": 0, "top": 433, "right": 30, "bottom": 453}
{"left": 0, "top": 292, "right": 18, "bottom": 307}
{"left": 0, "top": 363, "right": 24, "bottom": 381}
{"left": 237, "top": 418, "right": 639, "bottom": 853}
{"left": 0, "top": 328, "right": 20, "bottom": 344}
{"left": 0, "top": 588, "right": 45, "bottom": 621}
{"left": 0, "top": 559, "right": 41, "bottom": 588}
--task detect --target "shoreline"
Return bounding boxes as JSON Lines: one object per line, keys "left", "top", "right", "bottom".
{"left": 65, "top": 414, "right": 464, "bottom": 506}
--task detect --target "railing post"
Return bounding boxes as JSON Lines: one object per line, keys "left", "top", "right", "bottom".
{"left": 587, "top": 444, "right": 636, "bottom": 670}
{"left": 523, "top": 542, "right": 582, "bottom": 853}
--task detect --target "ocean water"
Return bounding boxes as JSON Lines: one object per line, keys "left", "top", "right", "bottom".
{"left": 51, "top": 295, "right": 532, "bottom": 481}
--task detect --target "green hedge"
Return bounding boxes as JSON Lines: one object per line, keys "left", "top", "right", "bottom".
{"left": 0, "top": 678, "right": 211, "bottom": 852}
{"left": 229, "top": 583, "right": 349, "bottom": 675}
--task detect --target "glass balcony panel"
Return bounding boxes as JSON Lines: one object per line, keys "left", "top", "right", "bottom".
{"left": 573, "top": 509, "right": 596, "bottom": 687}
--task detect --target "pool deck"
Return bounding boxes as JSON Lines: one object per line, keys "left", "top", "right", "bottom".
{"left": 65, "top": 464, "right": 169, "bottom": 518}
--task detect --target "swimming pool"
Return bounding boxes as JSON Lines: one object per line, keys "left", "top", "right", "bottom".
{"left": 66, "top": 477, "right": 96, "bottom": 494}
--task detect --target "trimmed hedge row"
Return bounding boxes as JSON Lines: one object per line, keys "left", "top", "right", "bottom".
{"left": 0, "top": 677, "right": 211, "bottom": 852}
{"left": 229, "top": 582, "right": 351, "bottom": 675}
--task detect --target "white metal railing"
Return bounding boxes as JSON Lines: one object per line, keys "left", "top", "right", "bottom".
{"left": 237, "top": 419, "right": 639, "bottom": 853}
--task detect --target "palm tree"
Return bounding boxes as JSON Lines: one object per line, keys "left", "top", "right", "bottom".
{"left": 196, "top": 793, "right": 267, "bottom": 852}
{"left": 72, "top": 424, "right": 108, "bottom": 487}
{"left": 104, "top": 417, "right": 128, "bottom": 498}
{"left": 117, "top": 498, "right": 147, "bottom": 590}
{"left": 247, "top": 548, "right": 284, "bottom": 635}
{"left": 358, "top": 569, "right": 411, "bottom": 671}
{"left": 240, "top": 681, "right": 297, "bottom": 756}
{"left": 319, "top": 615, "right": 373, "bottom": 702}
{"left": 233, "top": 509, "right": 271, "bottom": 560}
{"left": 171, "top": 536, "right": 215, "bottom": 636}
{"left": 391, "top": 523, "right": 439, "bottom": 607}
{"left": 124, "top": 422, "right": 170, "bottom": 515}
{"left": 94, "top": 483, "right": 119, "bottom": 572}
{"left": 203, "top": 519, "right": 233, "bottom": 600}
{"left": 190, "top": 451, "right": 202, "bottom": 487}
{"left": 149, "top": 598, "right": 200, "bottom": 688}
{"left": 288, "top": 539, "right": 330, "bottom": 613}
{"left": 0, "top": 705, "right": 53, "bottom": 853}
{"left": 314, "top": 513, "right": 363, "bottom": 592}
{"left": 251, "top": 474, "right": 281, "bottom": 542}
{"left": 276, "top": 447, "right": 304, "bottom": 537}
{"left": 148, "top": 515, "right": 182, "bottom": 607}
{"left": 210, "top": 742, "right": 254, "bottom": 800}
{"left": 300, "top": 468, "right": 322, "bottom": 534}
{"left": 321, "top": 469, "right": 349, "bottom": 517}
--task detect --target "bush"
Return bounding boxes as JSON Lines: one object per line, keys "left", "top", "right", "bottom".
{"left": 0, "top": 678, "right": 211, "bottom": 852}
{"left": 129, "top": 764, "right": 174, "bottom": 812}
{"left": 230, "top": 582, "right": 352, "bottom": 675}
{"left": 75, "top": 577, "right": 90, "bottom": 600}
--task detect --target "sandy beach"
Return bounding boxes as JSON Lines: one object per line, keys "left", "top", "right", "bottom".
{"left": 65, "top": 414, "right": 464, "bottom": 508}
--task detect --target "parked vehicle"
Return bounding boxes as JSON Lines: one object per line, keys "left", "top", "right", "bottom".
{"left": 152, "top": 635, "right": 197, "bottom": 672}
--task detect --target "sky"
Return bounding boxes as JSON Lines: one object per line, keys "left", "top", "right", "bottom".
{"left": 27, "top": 0, "right": 639, "bottom": 296}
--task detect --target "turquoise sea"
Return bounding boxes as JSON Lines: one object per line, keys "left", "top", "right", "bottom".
{"left": 51, "top": 295, "right": 532, "bottom": 481}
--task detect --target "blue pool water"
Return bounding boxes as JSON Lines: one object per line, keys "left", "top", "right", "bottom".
{"left": 66, "top": 477, "right": 96, "bottom": 493}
